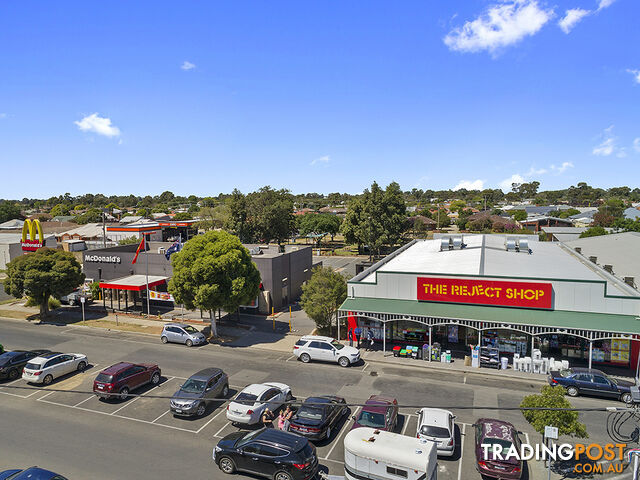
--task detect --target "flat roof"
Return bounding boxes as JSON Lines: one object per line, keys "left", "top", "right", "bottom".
{"left": 360, "top": 235, "right": 637, "bottom": 296}
{"left": 99, "top": 275, "right": 168, "bottom": 291}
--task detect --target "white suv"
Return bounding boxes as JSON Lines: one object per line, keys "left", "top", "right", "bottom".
{"left": 294, "top": 335, "right": 360, "bottom": 367}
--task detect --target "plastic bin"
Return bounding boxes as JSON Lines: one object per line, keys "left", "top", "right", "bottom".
{"left": 501, "top": 357, "right": 509, "bottom": 370}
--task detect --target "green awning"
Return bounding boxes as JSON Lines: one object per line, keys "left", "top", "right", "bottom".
{"left": 339, "top": 297, "right": 640, "bottom": 335}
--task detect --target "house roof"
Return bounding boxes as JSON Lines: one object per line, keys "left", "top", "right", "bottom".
{"left": 624, "top": 207, "right": 640, "bottom": 220}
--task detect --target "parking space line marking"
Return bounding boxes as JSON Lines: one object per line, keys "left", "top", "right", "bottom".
{"left": 73, "top": 396, "right": 95, "bottom": 407}
{"left": 37, "top": 391, "right": 56, "bottom": 401}
{"left": 285, "top": 355, "right": 296, "bottom": 362}
{"left": 213, "top": 421, "right": 231, "bottom": 438}
{"left": 401, "top": 416, "right": 411, "bottom": 436}
{"left": 151, "top": 410, "right": 171, "bottom": 424}
{"left": 196, "top": 405, "right": 230, "bottom": 434}
{"left": 362, "top": 363, "right": 369, "bottom": 372}
{"left": 524, "top": 432, "right": 529, "bottom": 445}
{"left": 24, "top": 389, "right": 41, "bottom": 398}
{"left": 457, "top": 423, "right": 466, "bottom": 480}
{"left": 322, "top": 407, "right": 360, "bottom": 461}
{"left": 110, "top": 395, "right": 142, "bottom": 415}
{"left": 0, "top": 390, "right": 29, "bottom": 398}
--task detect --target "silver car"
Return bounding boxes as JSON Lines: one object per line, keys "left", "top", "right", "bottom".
{"left": 161, "top": 323, "right": 207, "bottom": 347}
{"left": 170, "top": 368, "right": 229, "bottom": 417}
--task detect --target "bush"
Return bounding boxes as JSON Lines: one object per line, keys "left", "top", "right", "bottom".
{"left": 48, "top": 297, "right": 61, "bottom": 310}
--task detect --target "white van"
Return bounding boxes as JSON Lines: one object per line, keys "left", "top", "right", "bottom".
{"left": 343, "top": 427, "right": 438, "bottom": 480}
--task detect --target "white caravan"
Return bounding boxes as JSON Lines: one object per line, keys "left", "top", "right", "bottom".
{"left": 343, "top": 427, "right": 437, "bottom": 480}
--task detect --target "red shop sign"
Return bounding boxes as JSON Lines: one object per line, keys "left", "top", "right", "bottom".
{"left": 417, "top": 277, "right": 553, "bottom": 309}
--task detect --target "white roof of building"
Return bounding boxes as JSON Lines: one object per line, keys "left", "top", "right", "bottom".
{"left": 0, "top": 219, "right": 24, "bottom": 230}
{"left": 56, "top": 223, "right": 105, "bottom": 239}
{"left": 0, "top": 232, "right": 55, "bottom": 245}
{"left": 344, "top": 427, "right": 436, "bottom": 471}
{"left": 361, "top": 234, "right": 637, "bottom": 296}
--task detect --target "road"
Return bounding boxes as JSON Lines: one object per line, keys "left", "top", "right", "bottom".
{"left": 0, "top": 318, "right": 630, "bottom": 479}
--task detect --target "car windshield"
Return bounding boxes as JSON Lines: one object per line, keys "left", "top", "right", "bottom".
{"left": 297, "top": 407, "right": 324, "bottom": 420}
{"left": 181, "top": 378, "right": 206, "bottom": 393}
{"left": 236, "top": 428, "right": 263, "bottom": 447}
{"left": 420, "top": 425, "right": 450, "bottom": 438}
{"left": 559, "top": 369, "right": 573, "bottom": 378}
{"left": 483, "top": 438, "right": 513, "bottom": 457}
{"left": 357, "top": 411, "right": 386, "bottom": 428}
{"left": 25, "top": 362, "right": 42, "bottom": 370}
{"left": 236, "top": 393, "right": 258, "bottom": 404}
{"left": 95, "top": 373, "right": 113, "bottom": 383}
{"left": 183, "top": 325, "right": 198, "bottom": 333}
{"left": 331, "top": 340, "right": 345, "bottom": 350}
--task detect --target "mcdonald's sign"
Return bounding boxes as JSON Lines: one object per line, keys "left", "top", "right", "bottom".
{"left": 21, "top": 219, "right": 44, "bottom": 252}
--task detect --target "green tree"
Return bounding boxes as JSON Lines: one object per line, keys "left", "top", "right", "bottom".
{"left": 50, "top": 203, "right": 70, "bottom": 217}
{"left": 168, "top": 231, "right": 260, "bottom": 337}
{"left": 225, "top": 189, "right": 252, "bottom": 242}
{"left": 300, "top": 266, "right": 347, "bottom": 334}
{"left": 511, "top": 210, "right": 528, "bottom": 222}
{"left": 74, "top": 208, "right": 102, "bottom": 224}
{"left": 173, "top": 212, "right": 193, "bottom": 221}
{"left": 298, "top": 213, "right": 342, "bottom": 244}
{"left": 579, "top": 226, "right": 608, "bottom": 238}
{"left": 0, "top": 201, "right": 22, "bottom": 223}
{"left": 449, "top": 200, "right": 466, "bottom": 213}
{"left": 118, "top": 236, "right": 140, "bottom": 245}
{"left": 4, "top": 248, "right": 85, "bottom": 317}
{"left": 246, "top": 187, "right": 296, "bottom": 245}
{"left": 520, "top": 385, "right": 588, "bottom": 439}
{"left": 598, "top": 198, "right": 625, "bottom": 218}
{"left": 136, "top": 207, "right": 151, "bottom": 218}
{"left": 198, "top": 204, "right": 231, "bottom": 231}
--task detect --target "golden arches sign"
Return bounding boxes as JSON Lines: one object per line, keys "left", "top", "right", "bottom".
{"left": 21, "top": 219, "right": 44, "bottom": 252}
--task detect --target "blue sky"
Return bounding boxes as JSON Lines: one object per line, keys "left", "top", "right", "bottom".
{"left": 0, "top": 0, "right": 638, "bottom": 198}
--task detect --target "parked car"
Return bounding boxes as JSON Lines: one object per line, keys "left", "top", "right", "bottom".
{"left": 226, "top": 382, "right": 292, "bottom": 425}
{"left": 351, "top": 395, "right": 398, "bottom": 432}
{"left": 548, "top": 367, "right": 635, "bottom": 403}
{"left": 416, "top": 408, "right": 456, "bottom": 457}
{"left": 289, "top": 395, "right": 348, "bottom": 441}
{"left": 22, "top": 352, "right": 88, "bottom": 385}
{"left": 160, "top": 323, "right": 207, "bottom": 347}
{"left": 293, "top": 335, "right": 360, "bottom": 367}
{"left": 60, "top": 289, "right": 85, "bottom": 306}
{"left": 474, "top": 418, "right": 523, "bottom": 479}
{"left": 93, "top": 361, "right": 161, "bottom": 401}
{"left": 213, "top": 427, "right": 318, "bottom": 480}
{"left": 0, "top": 467, "right": 68, "bottom": 480}
{"left": 0, "top": 350, "right": 51, "bottom": 381}
{"left": 170, "top": 368, "right": 229, "bottom": 417}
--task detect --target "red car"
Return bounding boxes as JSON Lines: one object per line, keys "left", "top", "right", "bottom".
{"left": 474, "top": 418, "right": 523, "bottom": 479}
{"left": 351, "top": 395, "right": 398, "bottom": 432}
{"left": 93, "top": 362, "right": 161, "bottom": 401}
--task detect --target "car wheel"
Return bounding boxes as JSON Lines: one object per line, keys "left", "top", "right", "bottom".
{"left": 325, "top": 426, "right": 331, "bottom": 440}
{"left": 119, "top": 387, "right": 130, "bottom": 401}
{"left": 8, "top": 368, "right": 19, "bottom": 380}
{"left": 77, "top": 361, "right": 87, "bottom": 372}
{"left": 218, "top": 456, "right": 236, "bottom": 474}
{"left": 43, "top": 374, "right": 53, "bottom": 386}
{"left": 151, "top": 372, "right": 161, "bottom": 385}
{"left": 566, "top": 386, "right": 579, "bottom": 397}
{"left": 196, "top": 403, "right": 206, "bottom": 416}
{"left": 338, "top": 356, "right": 349, "bottom": 368}
{"left": 274, "top": 471, "right": 293, "bottom": 480}
{"left": 185, "top": 339, "right": 193, "bottom": 347}
{"left": 222, "top": 384, "right": 229, "bottom": 397}
{"left": 161, "top": 336, "right": 168, "bottom": 344}
{"left": 621, "top": 392, "right": 633, "bottom": 404}
{"left": 300, "top": 353, "right": 311, "bottom": 363}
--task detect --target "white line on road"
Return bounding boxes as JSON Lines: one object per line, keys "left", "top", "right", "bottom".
{"left": 197, "top": 405, "right": 230, "bottom": 434}
{"left": 285, "top": 355, "right": 296, "bottom": 362}
{"left": 401, "top": 415, "right": 411, "bottom": 435}
{"left": 73, "top": 396, "right": 95, "bottom": 408}
{"left": 214, "top": 421, "right": 231, "bottom": 438}
{"left": 323, "top": 407, "right": 360, "bottom": 461}
{"left": 151, "top": 410, "right": 171, "bottom": 424}
{"left": 457, "top": 423, "right": 466, "bottom": 480}
{"left": 362, "top": 363, "right": 369, "bottom": 372}
{"left": 110, "top": 396, "right": 141, "bottom": 415}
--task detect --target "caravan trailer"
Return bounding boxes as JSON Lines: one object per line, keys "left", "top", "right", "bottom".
{"left": 343, "top": 427, "right": 437, "bottom": 480}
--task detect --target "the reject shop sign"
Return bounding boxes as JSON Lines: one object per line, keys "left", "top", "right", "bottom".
{"left": 417, "top": 277, "right": 553, "bottom": 309}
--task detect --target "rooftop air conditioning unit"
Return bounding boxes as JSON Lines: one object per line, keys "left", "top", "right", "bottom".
{"left": 624, "top": 277, "right": 635, "bottom": 288}
{"left": 440, "top": 237, "right": 452, "bottom": 251}
{"left": 589, "top": 256, "right": 598, "bottom": 264}
{"left": 505, "top": 238, "right": 517, "bottom": 252}
{"left": 518, "top": 238, "right": 529, "bottom": 252}
{"left": 603, "top": 265, "right": 614, "bottom": 274}
{"left": 452, "top": 237, "right": 463, "bottom": 250}
{"left": 574, "top": 247, "right": 582, "bottom": 254}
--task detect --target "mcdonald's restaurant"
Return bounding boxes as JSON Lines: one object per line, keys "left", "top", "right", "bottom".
{"left": 0, "top": 219, "right": 57, "bottom": 269}
{"left": 339, "top": 234, "right": 640, "bottom": 376}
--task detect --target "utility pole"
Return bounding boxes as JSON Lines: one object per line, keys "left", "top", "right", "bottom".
{"left": 102, "top": 211, "right": 107, "bottom": 248}
{"left": 145, "top": 233, "right": 150, "bottom": 317}
{"left": 437, "top": 202, "right": 440, "bottom": 230}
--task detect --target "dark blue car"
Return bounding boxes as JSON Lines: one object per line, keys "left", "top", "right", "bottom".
{"left": 548, "top": 367, "right": 634, "bottom": 403}
{"left": 0, "top": 467, "right": 68, "bottom": 480}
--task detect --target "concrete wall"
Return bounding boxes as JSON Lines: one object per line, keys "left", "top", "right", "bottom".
{"left": 350, "top": 271, "right": 640, "bottom": 316}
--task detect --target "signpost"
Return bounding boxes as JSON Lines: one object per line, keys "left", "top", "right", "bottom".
{"left": 80, "top": 295, "right": 86, "bottom": 324}
{"left": 544, "top": 426, "right": 558, "bottom": 480}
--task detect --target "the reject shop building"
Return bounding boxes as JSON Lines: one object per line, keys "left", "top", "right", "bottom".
{"left": 339, "top": 234, "right": 640, "bottom": 373}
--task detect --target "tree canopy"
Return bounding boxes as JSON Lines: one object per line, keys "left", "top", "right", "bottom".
{"left": 300, "top": 266, "right": 347, "bottom": 333}
{"left": 4, "top": 248, "right": 85, "bottom": 317}
{"left": 0, "top": 201, "right": 22, "bottom": 223}
{"left": 520, "top": 385, "right": 588, "bottom": 439}
{"left": 297, "top": 213, "right": 342, "bottom": 242}
{"left": 168, "top": 231, "right": 261, "bottom": 337}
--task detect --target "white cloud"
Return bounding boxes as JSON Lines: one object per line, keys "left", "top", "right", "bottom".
{"left": 592, "top": 125, "right": 616, "bottom": 156}
{"left": 499, "top": 174, "right": 526, "bottom": 191}
{"left": 558, "top": 8, "right": 591, "bottom": 33}
{"left": 310, "top": 155, "right": 330, "bottom": 166}
{"left": 181, "top": 61, "right": 196, "bottom": 71}
{"left": 550, "top": 161, "right": 574, "bottom": 174}
{"left": 443, "top": 0, "right": 554, "bottom": 55}
{"left": 453, "top": 179, "right": 485, "bottom": 191}
{"left": 74, "top": 113, "right": 121, "bottom": 138}
{"left": 597, "top": 0, "right": 616, "bottom": 10}
{"left": 627, "top": 69, "right": 640, "bottom": 84}
{"left": 616, "top": 148, "right": 627, "bottom": 158}
{"left": 525, "top": 166, "right": 548, "bottom": 176}
{"left": 634, "top": 138, "right": 640, "bottom": 153}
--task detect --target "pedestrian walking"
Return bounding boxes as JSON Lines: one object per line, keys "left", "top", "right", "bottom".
{"left": 348, "top": 329, "right": 354, "bottom": 347}
{"left": 366, "top": 328, "right": 374, "bottom": 351}
{"left": 261, "top": 408, "right": 275, "bottom": 428}
{"left": 354, "top": 326, "right": 362, "bottom": 349}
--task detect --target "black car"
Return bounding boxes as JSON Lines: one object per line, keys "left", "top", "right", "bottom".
{"left": 0, "top": 467, "right": 68, "bottom": 480}
{"left": 213, "top": 427, "right": 318, "bottom": 480}
{"left": 0, "top": 350, "right": 51, "bottom": 381}
{"left": 289, "top": 395, "right": 348, "bottom": 441}
{"left": 548, "top": 367, "right": 635, "bottom": 403}
{"left": 170, "top": 367, "right": 229, "bottom": 417}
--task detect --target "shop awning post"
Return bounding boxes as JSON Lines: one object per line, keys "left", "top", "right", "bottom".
{"left": 428, "top": 326, "right": 432, "bottom": 362}
{"left": 588, "top": 341, "right": 593, "bottom": 370}
{"left": 145, "top": 233, "right": 150, "bottom": 317}
{"left": 531, "top": 335, "right": 535, "bottom": 372}
{"left": 383, "top": 322, "right": 386, "bottom": 357}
